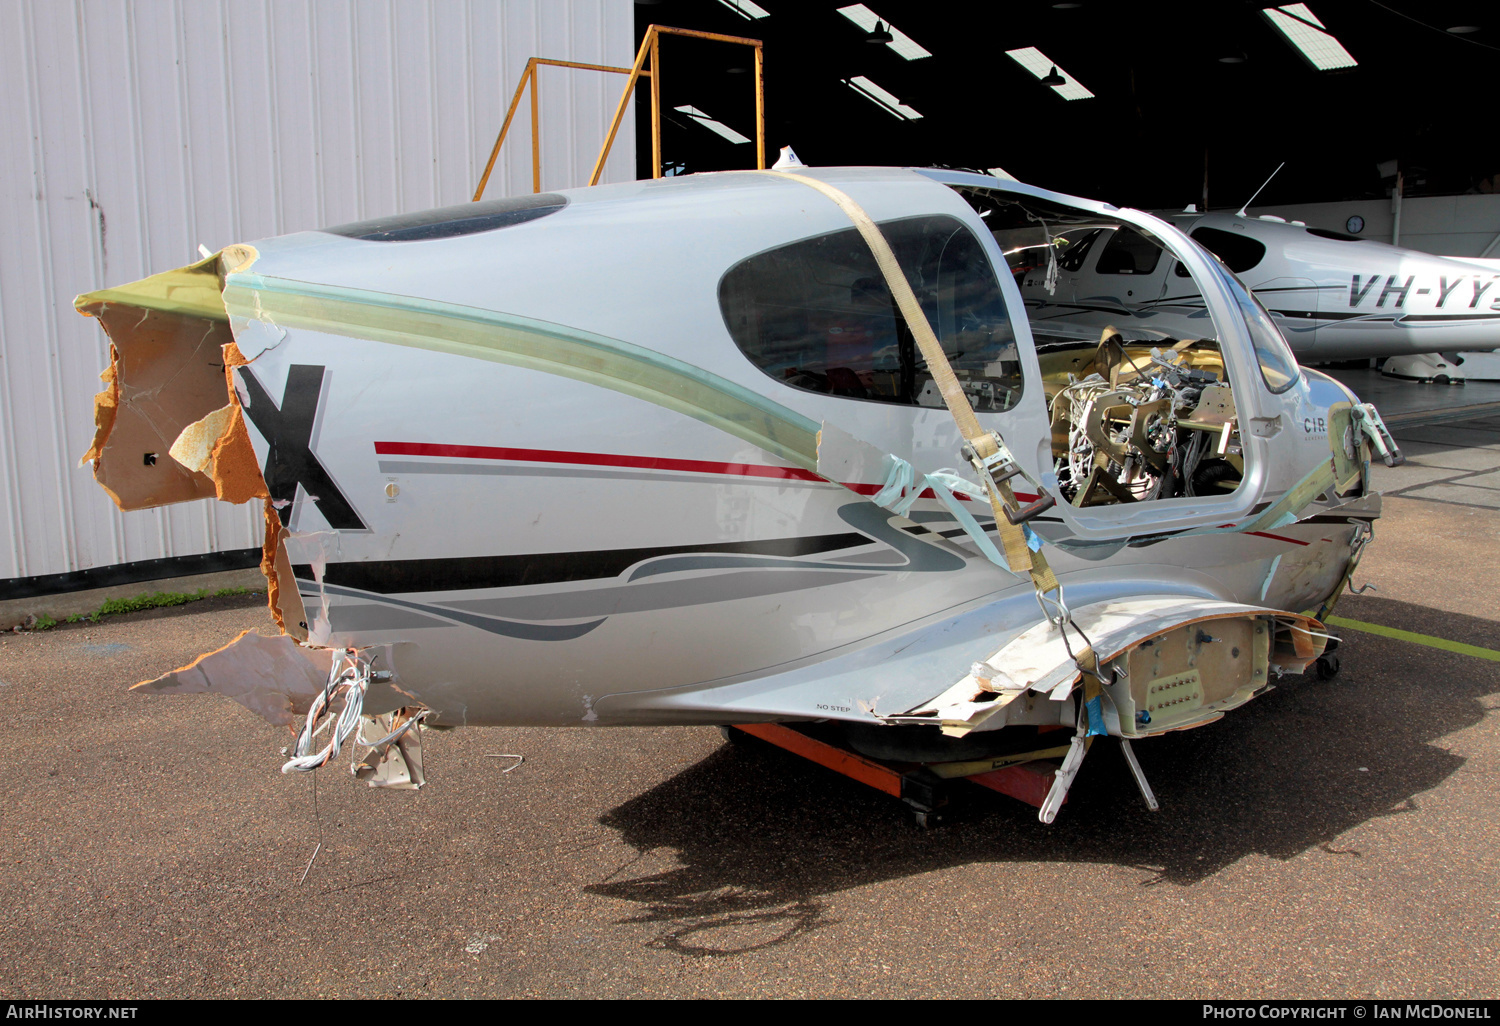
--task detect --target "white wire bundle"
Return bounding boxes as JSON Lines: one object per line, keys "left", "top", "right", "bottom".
{"left": 281, "top": 649, "right": 431, "bottom": 776}
{"left": 1068, "top": 382, "right": 1103, "bottom": 488}
{"left": 281, "top": 649, "right": 371, "bottom": 774}
{"left": 1052, "top": 376, "right": 1112, "bottom": 497}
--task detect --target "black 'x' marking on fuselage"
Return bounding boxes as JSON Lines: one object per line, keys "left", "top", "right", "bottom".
{"left": 237, "top": 364, "right": 367, "bottom": 531}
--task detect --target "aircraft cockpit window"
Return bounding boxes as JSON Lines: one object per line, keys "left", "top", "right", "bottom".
{"left": 1095, "top": 228, "right": 1163, "bottom": 275}
{"left": 718, "top": 215, "right": 1021, "bottom": 411}
{"left": 1189, "top": 226, "right": 1266, "bottom": 274}
{"left": 323, "top": 192, "right": 567, "bottom": 241}
{"left": 1306, "top": 227, "right": 1364, "bottom": 242}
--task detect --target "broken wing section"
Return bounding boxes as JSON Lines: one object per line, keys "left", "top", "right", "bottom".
{"left": 74, "top": 246, "right": 308, "bottom": 638}
{"left": 889, "top": 596, "right": 1327, "bottom": 738}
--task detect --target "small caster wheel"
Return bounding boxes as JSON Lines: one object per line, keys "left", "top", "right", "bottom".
{"left": 1315, "top": 653, "right": 1341, "bottom": 680}
{"left": 909, "top": 807, "right": 942, "bottom": 830}
{"left": 717, "top": 725, "right": 742, "bottom": 744}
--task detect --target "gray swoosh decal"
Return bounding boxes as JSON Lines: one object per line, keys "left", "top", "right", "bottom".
{"left": 627, "top": 501, "right": 966, "bottom": 581}
{"left": 310, "top": 581, "right": 606, "bottom": 640}
{"left": 905, "top": 509, "right": 992, "bottom": 526}
{"left": 311, "top": 568, "right": 884, "bottom": 635}
{"left": 451, "top": 568, "right": 881, "bottom": 620}
{"left": 906, "top": 507, "right": 1108, "bottom": 559}
{"left": 319, "top": 602, "right": 454, "bottom": 632}
{"left": 311, "top": 505, "right": 963, "bottom": 637}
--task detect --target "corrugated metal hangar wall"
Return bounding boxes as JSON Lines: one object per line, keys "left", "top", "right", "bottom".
{"left": 0, "top": 0, "right": 636, "bottom": 586}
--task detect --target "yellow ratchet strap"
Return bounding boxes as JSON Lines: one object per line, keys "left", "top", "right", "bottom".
{"left": 758, "top": 170, "right": 1059, "bottom": 596}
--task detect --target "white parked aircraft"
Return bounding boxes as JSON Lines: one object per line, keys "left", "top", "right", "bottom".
{"left": 74, "top": 167, "right": 1399, "bottom": 820}
{"left": 1015, "top": 208, "right": 1500, "bottom": 377}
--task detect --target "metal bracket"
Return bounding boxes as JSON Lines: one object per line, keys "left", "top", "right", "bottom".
{"left": 1039, "top": 735, "right": 1088, "bottom": 824}
{"left": 1003, "top": 490, "right": 1057, "bottom": 525}
{"left": 1351, "top": 403, "right": 1404, "bottom": 467}
{"left": 1120, "top": 738, "right": 1160, "bottom": 812}
{"left": 963, "top": 433, "right": 1057, "bottom": 525}
{"left": 988, "top": 459, "right": 1058, "bottom": 524}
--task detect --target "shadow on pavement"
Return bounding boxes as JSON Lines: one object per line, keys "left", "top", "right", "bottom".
{"left": 589, "top": 597, "right": 1498, "bottom": 955}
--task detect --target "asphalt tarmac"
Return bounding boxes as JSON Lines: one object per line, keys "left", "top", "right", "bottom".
{"left": 2, "top": 429, "right": 1497, "bottom": 999}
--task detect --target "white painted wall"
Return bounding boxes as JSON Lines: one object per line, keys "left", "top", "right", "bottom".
{"left": 1160, "top": 194, "right": 1500, "bottom": 258}
{"left": 0, "top": 0, "right": 636, "bottom": 583}
{"left": 1240, "top": 195, "right": 1500, "bottom": 257}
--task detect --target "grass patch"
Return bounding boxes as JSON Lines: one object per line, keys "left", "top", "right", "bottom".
{"left": 55, "top": 586, "right": 259, "bottom": 627}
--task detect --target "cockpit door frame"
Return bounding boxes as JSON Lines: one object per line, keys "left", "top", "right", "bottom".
{"left": 919, "top": 169, "right": 1287, "bottom": 544}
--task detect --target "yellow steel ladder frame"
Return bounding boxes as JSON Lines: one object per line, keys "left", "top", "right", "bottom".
{"left": 473, "top": 24, "right": 766, "bottom": 200}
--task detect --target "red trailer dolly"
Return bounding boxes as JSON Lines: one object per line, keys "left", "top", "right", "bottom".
{"left": 723, "top": 722, "right": 1069, "bottom": 828}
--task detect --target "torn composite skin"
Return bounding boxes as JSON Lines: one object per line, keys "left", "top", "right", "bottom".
{"left": 76, "top": 246, "right": 436, "bottom": 790}
{"left": 74, "top": 245, "right": 309, "bottom": 639}
{"left": 888, "top": 596, "right": 1327, "bottom": 738}
{"left": 138, "top": 632, "right": 429, "bottom": 789}
{"left": 135, "top": 629, "right": 332, "bottom": 727}
{"left": 285, "top": 530, "right": 340, "bottom": 647}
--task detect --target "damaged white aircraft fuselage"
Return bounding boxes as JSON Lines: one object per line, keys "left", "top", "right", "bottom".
{"left": 75, "top": 168, "right": 1394, "bottom": 817}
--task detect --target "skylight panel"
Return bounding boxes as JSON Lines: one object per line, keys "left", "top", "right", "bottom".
{"left": 1004, "top": 47, "right": 1094, "bottom": 100}
{"left": 845, "top": 76, "right": 923, "bottom": 120}
{"left": 1261, "top": 5, "right": 1357, "bottom": 70}
{"left": 673, "top": 105, "right": 751, "bottom": 144}
{"left": 836, "top": 5, "right": 932, "bottom": 60}
{"left": 716, "top": 0, "right": 770, "bottom": 19}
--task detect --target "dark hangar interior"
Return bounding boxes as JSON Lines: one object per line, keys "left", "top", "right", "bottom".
{"left": 635, "top": 0, "right": 1500, "bottom": 209}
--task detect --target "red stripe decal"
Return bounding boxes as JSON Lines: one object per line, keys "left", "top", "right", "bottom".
{"left": 374, "top": 441, "right": 1022, "bottom": 504}
{"left": 1215, "top": 524, "right": 1311, "bottom": 546}
{"left": 1246, "top": 530, "right": 1309, "bottom": 546}
{"left": 375, "top": 441, "right": 825, "bottom": 483}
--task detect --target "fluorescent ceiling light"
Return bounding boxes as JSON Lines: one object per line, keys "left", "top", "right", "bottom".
{"left": 836, "top": 5, "right": 932, "bottom": 60}
{"left": 673, "top": 105, "right": 751, "bottom": 144}
{"left": 1004, "top": 47, "right": 1094, "bottom": 100}
{"left": 715, "top": 0, "right": 770, "bottom": 18}
{"left": 845, "top": 76, "right": 923, "bottom": 120}
{"left": 1261, "top": 5, "right": 1357, "bottom": 70}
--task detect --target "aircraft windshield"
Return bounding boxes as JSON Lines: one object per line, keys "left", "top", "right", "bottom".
{"left": 951, "top": 186, "right": 1219, "bottom": 351}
